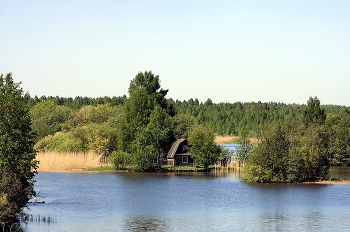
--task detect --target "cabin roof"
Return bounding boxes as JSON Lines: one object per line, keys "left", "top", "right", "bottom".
{"left": 167, "top": 139, "right": 188, "bottom": 159}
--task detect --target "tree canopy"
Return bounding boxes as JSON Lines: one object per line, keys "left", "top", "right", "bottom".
{"left": 188, "top": 126, "right": 222, "bottom": 169}
{"left": 0, "top": 73, "right": 38, "bottom": 225}
{"left": 244, "top": 97, "right": 331, "bottom": 183}
{"left": 114, "top": 71, "right": 175, "bottom": 171}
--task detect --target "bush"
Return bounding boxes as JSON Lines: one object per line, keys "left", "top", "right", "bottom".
{"left": 109, "top": 151, "right": 133, "bottom": 170}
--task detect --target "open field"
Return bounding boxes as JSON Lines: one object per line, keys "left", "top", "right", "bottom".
{"left": 36, "top": 151, "right": 109, "bottom": 171}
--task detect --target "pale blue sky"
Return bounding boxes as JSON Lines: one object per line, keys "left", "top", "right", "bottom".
{"left": 1, "top": 0, "right": 349, "bottom": 105}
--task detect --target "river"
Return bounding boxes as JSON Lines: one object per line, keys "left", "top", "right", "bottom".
{"left": 23, "top": 168, "right": 350, "bottom": 232}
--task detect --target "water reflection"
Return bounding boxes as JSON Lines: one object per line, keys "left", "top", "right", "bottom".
{"left": 123, "top": 217, "right": 168, "bottom": 232}
{"left": 332, "top": 166, "right": 350, "bottom": 180}
{"left": 23, "top": 171, "right": 350, "bottom": 232}
{"left": 257, "top": 212, "right": 326, "bottom": 231}
{"left": 25, "top": 214, "right": 57, "bottom": 224}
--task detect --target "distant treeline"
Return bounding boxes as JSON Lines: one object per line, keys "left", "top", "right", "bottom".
{"left": 172, "top": 98, "right": 350, "bottom": 137}
{"left": 24, "top": 93, "right": 127, "bottom": 109}
{"left": 26, "top": 93, "right": 350, "bottom": 167}
{"left": 26, "top": 94, "right": 350, "bottom": 137}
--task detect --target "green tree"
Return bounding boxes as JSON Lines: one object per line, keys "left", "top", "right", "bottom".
{"left": 324, "top": 113, "right": 350, "bottom": 166}
{"left": 287, "top": 126, "right": 330, "bottom": 182}
{"left": 116, "top": 71, "right": 174, "bottom": 171}
{"left": 172, "top": 114, "right": 196, "bottom": 139}
{"left": 245, "top": 126, "right": 290, "bottom": 182}
{"left": 235, "top": 134, "right": 253, "bottom": 167}
{"left": 303, "top": 96, "right": 326, "bottom": 127}
{"left": 188, "top": 126, "right": 221, "bottom": 169}
{"left": 245, "top": 100, "right": 331, "bottom": 183}
{"left": 0, "top": 73, "right": 38, "bottom": 225}
{"left": 30, "top": 100, "right": 71, "bottom": 141}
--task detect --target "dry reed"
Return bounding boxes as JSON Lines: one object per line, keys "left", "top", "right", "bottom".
{"left": 35, "top": 151, "right": 109, "bottom": 171}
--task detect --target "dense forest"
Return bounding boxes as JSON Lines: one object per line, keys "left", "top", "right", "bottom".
{"left": 25, "top": 82, "right": 350, "bottom": 169}
{"left": 26, "top": 94, "right": 350, "bottom": 138}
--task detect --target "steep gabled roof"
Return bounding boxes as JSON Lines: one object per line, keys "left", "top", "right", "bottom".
{"left": 167, "top": 139, "right": 186, "bottom": 159}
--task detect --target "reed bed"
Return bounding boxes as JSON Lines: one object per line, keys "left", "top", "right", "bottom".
{"left": 35, "top": 151, "right": 109, "bottom": 171}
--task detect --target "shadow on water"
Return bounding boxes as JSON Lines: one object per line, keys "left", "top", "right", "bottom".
{"left": 116, "top": 170, "right": 241, "bottom": 180}
{"left": 257, "top": 211, "right": 325, "bottom": 231}
{"left": 332, "top": 166, "right": 350, "bottom": 180}
{"left": 24, "top": 214, "right": 57, "bottom": 224}
{"left": 21, "top": 214, "right": 57, "bottom": 232}
{"left": 123, "top": 217, "right": 169, "bottom": 232}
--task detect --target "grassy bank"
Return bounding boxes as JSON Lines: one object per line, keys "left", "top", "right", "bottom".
{"left": 36, "top": 151, "right": 111, "bottom": 171}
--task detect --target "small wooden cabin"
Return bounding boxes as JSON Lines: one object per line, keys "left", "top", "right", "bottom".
{"left": 167, "top": 139, "right": 195, "bottom": 167}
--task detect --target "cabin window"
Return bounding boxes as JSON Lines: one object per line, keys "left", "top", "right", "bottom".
{"left": 182, "top": 156, "right": 188, "bottom": 163}
{"left": 182, "top": 145, "right": 188, "bottom": 151}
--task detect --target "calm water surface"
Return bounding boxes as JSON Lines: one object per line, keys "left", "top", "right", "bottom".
{"left": 23, "top": 169, "right": 350, "bottom": 232}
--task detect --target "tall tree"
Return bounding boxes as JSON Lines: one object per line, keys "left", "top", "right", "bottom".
{"left": 303, "top": 96, "right": 326, "bottom": 127}
{"left": 188, "top": 126, "right": 221, "bottom": 169}
{"left": 116, "top": 71, "right": 174, "bottom": 171}
{"left": 0, "top": 73, "right": 38, "bottom": 225}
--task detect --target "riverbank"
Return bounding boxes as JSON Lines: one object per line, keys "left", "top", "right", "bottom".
{"left": 304, "top": 180, "right": 350, "bottom": 184}
{"left": 214, "top": 135, "right": 258, "bottom": 143}
{"left": 215, "top": 136, "right": 237, "bottom": 143}
{"left": 35, "top": 151, "right": 109, "bottom": 171}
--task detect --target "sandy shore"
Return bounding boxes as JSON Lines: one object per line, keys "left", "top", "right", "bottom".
{"left": 304, "top": 180, "right": 350, "bottom": 184}
{"left": 214, "top": 136, "right": 237, "bottom": 143}
{"left": 214, "top": 136, "right": 258, "bottom": 143}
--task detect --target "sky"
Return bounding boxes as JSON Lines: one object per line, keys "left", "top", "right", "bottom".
{"left": 1, "top": 0, "right": 349, "bottom": 106}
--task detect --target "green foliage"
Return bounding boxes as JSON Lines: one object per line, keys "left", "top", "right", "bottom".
{"left": 30, "top": 100, "right": 72, "bottom": 141}
{"left": 303, "top": 96, "right": 326, "bottom": 127}
{"left": 245, "top": 126, "right": 290, "bottom": 182}
{"left": 324, "top": 113, "right": 350, "bottom": 166}
{"left": 220, "top": 146, "right": 234, "bottom": 161}
{"left": 129, "top": 71, "right": 162, "bottom": 96}
{"left": 22, "top": 74, "right": 350, "bottom": 172}
{"left": 32, "top": 101, "right": 120, "bottom": 154}
{"left": 68, "top": 104, "right": 114, "bottom": 126}
{"left": 109, "top": 151, "right": 133, "bottom": 170}
{"left": 26, "top": 94, "right": 127, "bottom": 110}
{"left": 35, "top": 122, "right": 117, "bottom": 153}
{"left": 172, "top": 114, "right": 196, "bottom": 139}
{"left": 245, "top": 98, "right": 331, "bottom": 183}
{"left": 174, "top": 100, "right": 305, "bottom": 137}
{"left": 116, "top": 71, "right": 174, "bottom": 171}
{"left": 235, "top": 135, "right": 253, "bottom": 166}
{"left": 0, "top": 73, "right": 37, "bottom": 224}
{"left": 45, "top": 132, "right": 85, "bottom": 152}
{"left": 188, "top": 126, "right": 222, "bottom": 169}
{"left": 86, "top": 165, "right": 115, "bottom": 171}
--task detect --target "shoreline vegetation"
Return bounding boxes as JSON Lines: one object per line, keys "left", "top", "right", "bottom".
{"left": 35, "top": 151, "right": 111, "bottom": 171}
{"left": 35, "top": 136, "right": 235, "bottom": 172}
{"left": 27, "top": 72, "right": 350, "bottom": 183}
{"left": 4, "top": 72, "right": 350, "bottom": 227}
{"left": 35, "top": 144, "right": 350, "bottom": 185}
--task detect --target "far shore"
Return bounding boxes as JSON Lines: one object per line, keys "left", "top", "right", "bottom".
{"left": 214, "top": 136, "right": 258, "bottom": 143}
{"left": 215, "top": 136, "right": 237, "bottom": 143}
{"left": 35, "top": 168, "right": 350, "bottom": 184}
{"left": 303, "top": 180, "right": 350, "bottom": 184}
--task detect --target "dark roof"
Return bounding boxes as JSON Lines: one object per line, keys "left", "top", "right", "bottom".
{"left": 167, "top": 139, "right": 187, "bottom": 159}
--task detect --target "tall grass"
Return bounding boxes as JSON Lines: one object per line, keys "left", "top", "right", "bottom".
{"left": 35, "top": 151, "right": 110, "bottom": 171}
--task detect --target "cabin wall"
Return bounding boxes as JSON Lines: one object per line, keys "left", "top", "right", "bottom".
{"left": 174, "top": 155, "right": 194, "bottom": 167}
